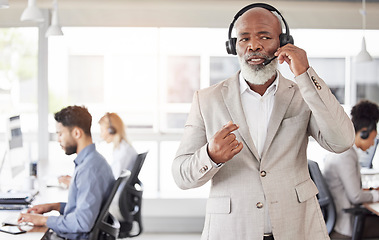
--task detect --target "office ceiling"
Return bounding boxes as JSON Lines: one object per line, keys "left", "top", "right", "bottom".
{"left": 1, "top": 0, "right": 379, "bottom": 29}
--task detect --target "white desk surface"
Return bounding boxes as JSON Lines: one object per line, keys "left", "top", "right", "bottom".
{"left": 364, "top": 202, "right": 379, "bottom": 216}
{"left": 0, "top": 182, "right": 68, "bottom": 240}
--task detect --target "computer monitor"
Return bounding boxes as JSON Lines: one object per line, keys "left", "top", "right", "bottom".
{"left": 7, "top": 115, "right": 26, "bottom": 178}
{"left": 359, "top": 137, "right": 379, "bottom": 169}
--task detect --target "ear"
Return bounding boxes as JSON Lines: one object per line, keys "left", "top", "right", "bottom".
{"left": 71, "top": 127, "right": 83, "bottom": 139}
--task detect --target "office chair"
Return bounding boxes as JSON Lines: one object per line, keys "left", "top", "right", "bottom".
{"left": 89, "top": 172, "right": 131, "bottom": 240}
{"left": 308, "top": 160, "right": 337, "bottom": 235}
{"left": 110, "top": 151, "right": 148, "bottom": 238}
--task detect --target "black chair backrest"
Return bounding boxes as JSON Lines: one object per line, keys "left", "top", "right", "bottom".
{"left": 110, "top": 151, "right": 147, "bottom": 238}
{"left": 88, "top": 173, "right": 130, "bottom": 240}
{"left": 308, "top": 159, "right": 337, "bottom": 235}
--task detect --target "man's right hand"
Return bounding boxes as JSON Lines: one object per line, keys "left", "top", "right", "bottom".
{"left": 208, "top": 121, "right": 243, "bottom": 164}
{"left": 27, "top": 203, "right": 60, "bottom": 214}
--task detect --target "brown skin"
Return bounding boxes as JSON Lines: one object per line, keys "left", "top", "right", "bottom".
{"left": 357, "top": 129, "right": 377, "bottom": 191}
{"left": 356, "top": 129, "right": 377, "bottom": 152}
{"left": 235, "top": 8, "right": 309, "bottom": 95}
{"left": 208, "top": 8, "right": 310, "bottom": 164}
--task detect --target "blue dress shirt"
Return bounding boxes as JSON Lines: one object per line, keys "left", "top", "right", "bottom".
{"left": 46, "top": 144, "right": 115, "bottom": 239}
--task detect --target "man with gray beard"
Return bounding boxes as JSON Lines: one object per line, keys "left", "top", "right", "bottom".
{"left": 172, "top": 3, "right": 355, "bottom": 240}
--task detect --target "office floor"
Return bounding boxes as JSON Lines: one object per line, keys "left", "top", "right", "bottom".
{"left": 121, "top": 233, "right": 200, "bottom": 240}
{"left": 126, "top": 234, "right": 379, "bottom": 240}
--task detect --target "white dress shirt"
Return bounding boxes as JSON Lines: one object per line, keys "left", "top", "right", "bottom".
{"left": 239, "top": 72, "right": 279, "bottom": 234}
{"left": 239, "top": 72, "right": 279, "bottom": 158}
{"left": 112, "top": 140, "right": 138, "bottom": 179}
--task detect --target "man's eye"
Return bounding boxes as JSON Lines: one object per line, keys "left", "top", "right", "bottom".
{"left": 240, "top": 38, "right": 248, "bottom": 42}
{"left": 262, "top": 36, "right": 271, "bottom": 40}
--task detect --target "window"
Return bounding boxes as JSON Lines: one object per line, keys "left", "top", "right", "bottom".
{"left": 0, "top": 28, "right": 38, "bottom": 191}
{"left": 46, "top": 27, "right": 379, "bottom": 198}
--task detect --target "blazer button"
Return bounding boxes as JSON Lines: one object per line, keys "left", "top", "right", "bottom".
{"left": 260, "top": 171, "right": 266, "bottom": 177}
{"left": 199, "top": 165, "right": 208, "bottom": 173}
{"left": 256, "top": 202, "right": 263, "bottom": 209}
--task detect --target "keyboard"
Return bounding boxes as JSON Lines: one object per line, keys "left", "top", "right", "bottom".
{"left": 0, "top": 204, "right": 29, "bottom": 210}
{"left": 0, "top": 190, "right": 39, "bottom": 205}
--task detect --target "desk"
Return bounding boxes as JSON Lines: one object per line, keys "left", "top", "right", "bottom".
{"left": 364, "top": 202, "right": 379, "bottom": 216}
{"left": 0, "top": 184, "right": 68, "bottom": 240}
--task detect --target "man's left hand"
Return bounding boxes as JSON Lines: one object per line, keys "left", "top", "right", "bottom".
{"left": 17, "top": 213, "right": 48, "bottom": 226}
{"left": 275, "top": 44, "right": 310, "bottom": 77}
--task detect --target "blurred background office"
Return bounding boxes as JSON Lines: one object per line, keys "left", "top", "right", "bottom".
{"left": 0, "top": 0, "right": 378, "bottom": 235}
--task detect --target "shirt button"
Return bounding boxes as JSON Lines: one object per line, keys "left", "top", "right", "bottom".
{"left": 256, "top": 202, "right": 263, "bottom": 209}
{"left": 260, "top": 171, "right": 266, "bottom": 177}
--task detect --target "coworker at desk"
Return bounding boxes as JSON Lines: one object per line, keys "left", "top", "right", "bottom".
{"left": 324, "top": 100, "right": 379, "bottom": 238}
{"left": 18, "top": 105, "right": 115, "bottom": 240}
{"left": 99, "top": 112, "right": 138, "bottom": 179}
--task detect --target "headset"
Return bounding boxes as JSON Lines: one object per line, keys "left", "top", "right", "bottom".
{"left": 225, "top": 2, "right": 294, "bottom": 65}
{"left": 360, "top": 123, "right": 376, "bottom": 140}
{"left": 107, "top": 113, "right": 117, "bottom": 135}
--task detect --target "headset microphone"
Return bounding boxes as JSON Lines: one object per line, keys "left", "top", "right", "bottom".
{"left": 262, "top": 56, "right": 277, "bottom": 66}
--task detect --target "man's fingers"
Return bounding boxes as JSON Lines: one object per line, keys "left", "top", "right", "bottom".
{"left": 219, "top": 121, "right": 239, "bottom": 138}
{"left": 231, "top": 142, "right": 243, "bottom": 155}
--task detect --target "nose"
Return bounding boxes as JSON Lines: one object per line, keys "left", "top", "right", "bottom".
{"left": 247, "top": 38, "right": 262, "bottom": 52}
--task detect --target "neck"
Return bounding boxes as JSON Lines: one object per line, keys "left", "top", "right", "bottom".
{"left": 77, "top": 136, "right": 93, "bottom": 154}
{"left": 246, "top": 73, "right": 276, "bottom": 96}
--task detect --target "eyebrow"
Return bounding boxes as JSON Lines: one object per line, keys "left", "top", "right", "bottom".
{"left": 238, "top": 31, "right": 273, "bottom": 37}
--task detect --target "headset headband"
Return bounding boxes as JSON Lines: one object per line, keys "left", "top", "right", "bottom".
{"left": 227, "top": 3, "right": 290, "bottom": 40}
{"left": 226, "top": 3, "right": 293, "bottom": 55}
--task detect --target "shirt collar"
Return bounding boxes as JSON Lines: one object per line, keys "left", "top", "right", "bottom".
{"left": 74, "top": 143, "right": 95, "bottom": 166}
{"left": 239, "top": 71, "right": 279, "bottom": 96}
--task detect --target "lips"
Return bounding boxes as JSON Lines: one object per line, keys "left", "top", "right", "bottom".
{"left": 246, "top": 56, "right": 265, "bottom": 65}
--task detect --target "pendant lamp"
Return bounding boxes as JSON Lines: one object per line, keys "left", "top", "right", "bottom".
{"left": 355, "top": 0, "right": 373, "bottom": 62}
{"left": 0, "top": 0, "right": 9, "bottom": 9}
{"left": 20, "top": 0, "right": 44, "bottom": 22}
{"left": 45, "top": 0, "right": 63, "bottom": 37}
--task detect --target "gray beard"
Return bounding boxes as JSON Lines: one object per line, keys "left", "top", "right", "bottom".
{"left": 238, "top": 55, "right": 278, "bottom": 85}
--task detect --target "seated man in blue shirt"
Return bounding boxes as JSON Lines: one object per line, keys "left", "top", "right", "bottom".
{"left": 18, "top": 105, "right": 115, "bottom": 240}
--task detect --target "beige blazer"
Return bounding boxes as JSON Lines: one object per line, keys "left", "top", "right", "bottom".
{"left": 172, "top": 68, "right": 355, "bottom": 240}
{"left": 323, "top": 147, "right": 375, "bottom": 236}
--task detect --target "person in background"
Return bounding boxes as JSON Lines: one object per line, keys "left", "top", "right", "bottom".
{"left": 324, "top": 100, "right": 379, "bottom": 238}
{"left": 171, "top": 3, "right": 355, "bottom": 240}
{"left": 18, "top": 105, "right": 115, "bottom": 239}
{"left": 98, "top": 112, "right": 138, "bottom": 179}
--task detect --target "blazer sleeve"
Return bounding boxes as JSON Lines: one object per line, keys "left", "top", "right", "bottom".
{"left": 335, "top": 151, "right": 374, "bottom": 204}
{"left": 295, "top": 67, "right": 355, "bottom": 153}
{"left": 172, "top": 91, "right": 221, "bottom": 190}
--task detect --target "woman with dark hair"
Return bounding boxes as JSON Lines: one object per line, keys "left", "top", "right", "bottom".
{"left": 324, "top": 100, "right": 379, "bottom": 238}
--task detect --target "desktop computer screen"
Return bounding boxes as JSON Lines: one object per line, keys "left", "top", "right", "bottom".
{"left": 7, "top": 115, "right": 26, "bottom": 178}
{"left": 0, "top": 115, "right": 28, "bottom": 191}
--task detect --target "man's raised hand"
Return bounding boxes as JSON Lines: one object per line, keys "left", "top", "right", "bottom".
{"left": 208, "top": 121, "right": 243, "bottom": 164}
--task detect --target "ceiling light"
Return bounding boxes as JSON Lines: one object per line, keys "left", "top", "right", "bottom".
{"left": 45, "top": 6, "right": 63, "bottom": 37}
{"left": 355, "top": 0, "right": 373, "bottom": 63}
{"left": 355, "top": 37, "right": 373, "bottom": 62}
{"left": 0, "top": 0, "right": 9, "bottom": 9}
{"left": 20, "top": 0, "right": 44, "bottom": 22}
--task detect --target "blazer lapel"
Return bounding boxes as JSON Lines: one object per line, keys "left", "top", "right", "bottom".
{"left": 261, "top": 74, "right": 296, "bottom": 160}
{"left": 221, "top": 73, "right": 260, "bottom": 161}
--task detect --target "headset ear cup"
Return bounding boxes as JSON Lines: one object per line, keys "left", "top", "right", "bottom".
{"left": 279, "top": 33, "right": 294, "bottom": 47}
{"left": 360, "top": 130, "right": 369, "bottom": 140}
{"left": 108, "top": 126, "right": 116, "bottom": 135}
{"left": 226, "top": 38, "right": 237, "bottom": 55}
